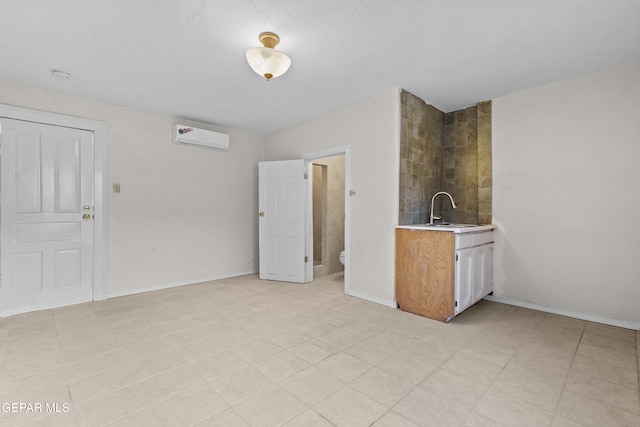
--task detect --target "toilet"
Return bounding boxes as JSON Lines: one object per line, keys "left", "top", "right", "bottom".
{"left": 339, "top": 250, "right": 345, "bottom": 265}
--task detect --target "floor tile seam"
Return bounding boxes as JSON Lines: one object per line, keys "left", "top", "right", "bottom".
{"left": 98, "top": 405, "right": 162, "bottom": 427}
{"left": 556, "top": 389, "right": 640, "bottom": 425}
{"left": 66, "top": 365, "right": 133, "bottom": 387}
{"left": 582, "top": 330, "right": 639, "bottom": 348}
{"left": 69, "top": 372, "right": 145, "bottom": 406}
{"left": 0, "top": 407, "right": 53, "bottom": 426}
{"left": 153, "top": 326, "right": 226, "bottom": 350}
{"left": 139, "top": 378, "right": 217, "bottom": 413}
{"left": 383, "top": 372, "right": 434, "bottom": 418}
{"left": 437, "top": 358, "right": 510, "bottom": 421}
{"left": 306, "top": 409, "right": 338, "bottom": 427}
{"left": 3, "top": 323, "right": 60, "bottom": 344}
{"left": 0, "top": 366, "right": 71, "bottom": 396}
{"left": 0, "top": 340, "right": 5, "bottom": 370}
{"left": 99, "top": 351, "right": 196, "bottom": 384}
{"left": 98, "top": 357, "right": 211, "bottom": 400}
{"left": 107, "top": 329, "right": 167, "bottom": 352}
{"left": 567, "top": 363, "right": 640, "bottom": 394}
{"left": 451, "top": 347, "right": 514, "bottom": 370}
{"left": 201, "top": 373, "right": 276, "bottom": 407}
{"left": 478, "top": 385, "right": 558, "bottom": 424}
{"left": 5, "top": 325, "right": 58, "bottom": 341}
{"left": 559, "top": 381, "right": 640, "bottom": 417}
{"left": 0, "top": 346, "right": 65, "bottom": 373}
{"left": 583, "top": 331, "right": 638, "bottom": 346}
{"left": 307, "top": 382, "right": 358, "bottom": 409}
{"left": 350, "top": 346, "right": 396, "bottom": 368}
{"left": 0, "top": 370, "right": 69, "bottom": 401}
{"left": 0, "top": 381, "right": 74, "bottom": 417}
{"left": 227, "top": 383, "right": 309, "bottom": 421}
{"left": 231, "top": 385, "right": 309, "bottom": 427}
{"left": 330, "top": 360, "right": 376, "bottom": 386}
{"left": 164, "top": 396, "right": 237, "bottom": 427}
{"left": 551, "top": 318, "right": 588, "bottom": 420}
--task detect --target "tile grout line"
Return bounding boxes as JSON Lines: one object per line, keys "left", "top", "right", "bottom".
{"left": 551, "top": 318, "right": 588, "bottom": 424}
{"left": 51, "top": 308, "right": 77, "bottom": 427}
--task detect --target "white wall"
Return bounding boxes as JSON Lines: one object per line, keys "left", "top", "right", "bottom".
{"left": 492, "top": 61, "right": 640, "bottom": 328}
{"left": 265, "top": 90, "right": 400, "bottom": 306}
{"left": 0, "top": 80, "right": 263, "bottom": 295}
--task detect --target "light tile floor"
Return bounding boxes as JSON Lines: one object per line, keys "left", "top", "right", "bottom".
{"left": 0, "top": 273, "right": 638, "bottom": 426}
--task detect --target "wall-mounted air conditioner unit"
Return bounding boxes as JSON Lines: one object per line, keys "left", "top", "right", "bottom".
{"left": 172, "top": 124, "right": 229, "bottom": 151}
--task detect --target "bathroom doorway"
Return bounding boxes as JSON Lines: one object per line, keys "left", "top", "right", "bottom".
{"left": 302, "top": 145, "right": 351, "bottom": 295}
{"left": 311, "top": 155, "right": 345, "bottom": 279}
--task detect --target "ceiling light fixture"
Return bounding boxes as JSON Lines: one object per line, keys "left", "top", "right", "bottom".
{"left": 245, "top": 32, "right": 291, "bottom": 81}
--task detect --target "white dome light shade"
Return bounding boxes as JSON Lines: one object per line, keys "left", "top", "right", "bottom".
{"left": 245, "top": 32, "right": 291, "bottom": 81}
{"left": 246, "top": 47, "right": 291, "bottom": 81}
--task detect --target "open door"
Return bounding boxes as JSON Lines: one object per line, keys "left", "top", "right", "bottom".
{"left": 258, "top": 160, "right": 310, "bottom": 283}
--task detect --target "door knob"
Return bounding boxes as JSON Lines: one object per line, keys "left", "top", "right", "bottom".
{"left": 82, "top": 214, "right": 91, "bottom": 220}
{"left": 259, "top": 211, "right": 265, "bottom": 217}
{"left": 83, "top": 205, "right": 91, "bottom": 211}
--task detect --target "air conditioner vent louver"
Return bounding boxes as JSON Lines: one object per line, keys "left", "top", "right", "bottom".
{"left": 172, "top": 124, "right": 229, "bottom": 151}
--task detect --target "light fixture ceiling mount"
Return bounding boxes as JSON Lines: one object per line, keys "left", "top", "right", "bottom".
{"left": 245, "top": 32, "right": 291, "bottom": 81}
{"left": 51, "top": 69, "right": 71, "bottom": 80}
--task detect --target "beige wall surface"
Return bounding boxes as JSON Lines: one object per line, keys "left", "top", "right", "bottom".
{"left": 265, "top": 90, "right": 400, "bottom": 306}
{"left": 492, "top": 61, "right": 640, "bottom": 326}
{"left": 0, "top": 80, "right": 264, "bottom": 295}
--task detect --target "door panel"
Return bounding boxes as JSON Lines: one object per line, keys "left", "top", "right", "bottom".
{"left": 455, "top": 248, "right": 474, "bottom": 314}
{"left": 56, "top": 138, "right": 81, "bottom": 211}
{"left": 474, "top": 243, "right": 494, "bottom": 299}
{"left": 14, "top": 135, "right": 42, "bottom": 212}
{"left": 1, "top": 118, "right": 94, "bottom": 314}
{"left": 258, "top": 160, "right": 308, "bottom": 283}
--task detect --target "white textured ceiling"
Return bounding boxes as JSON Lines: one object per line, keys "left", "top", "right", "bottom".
{"left": 1, "top": 0, "right": 639, "bottom": 134}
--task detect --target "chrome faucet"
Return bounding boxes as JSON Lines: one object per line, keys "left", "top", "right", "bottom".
{"left": 429, "top": 191, "right": 457, "bottom": 224}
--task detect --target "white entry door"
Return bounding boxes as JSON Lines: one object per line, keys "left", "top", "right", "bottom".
{"left": 258, "top": 160, "right": 309, "bottom": 283}
{"left": 0, "top": 118, "right": 95, "bottom": 315}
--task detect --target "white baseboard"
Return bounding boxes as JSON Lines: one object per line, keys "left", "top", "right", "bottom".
{"left": 484, "top": 295, "right": 640, "bottom": 331}
{"left": 106, "top": 269, "right": 259, "bottom": 299}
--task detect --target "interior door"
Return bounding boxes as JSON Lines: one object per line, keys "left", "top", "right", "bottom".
{"left": 0, "top": 118, "right": 95, "bottom": 315}
{"left": 258, "top": 159, "right": 309, "bottom": 283}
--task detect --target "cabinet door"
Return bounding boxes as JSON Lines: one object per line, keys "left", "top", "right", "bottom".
{"left": 455, "top": 248, "right": 474, "bottom": 314}
{"left": 473, "top": 243, "right": 494, "bottom": 300}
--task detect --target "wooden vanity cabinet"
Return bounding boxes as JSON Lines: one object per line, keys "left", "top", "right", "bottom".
{"left": 395, "top": 229, "right": 456, "bottom": 321}
{"left": 395, "top": 228, "right": 494, "bottom": 322}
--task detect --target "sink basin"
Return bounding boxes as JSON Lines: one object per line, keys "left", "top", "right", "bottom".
{"left": 397, "top": 223, "right": 496, "bottom": 233}
{"left": 427, "top": 223, "right": 476, "bottom": 227}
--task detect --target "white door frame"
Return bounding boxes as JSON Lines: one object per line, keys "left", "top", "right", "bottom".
{"left": 301, "top": 145, "right": 351, "bottom": 296}
{"left": 0, "top": 104, "right": 108, "bottom": 303}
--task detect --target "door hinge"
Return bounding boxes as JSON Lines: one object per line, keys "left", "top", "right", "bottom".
{"left": 455, "top": 300, "right": 458, "bottom": 307}
{"left": 455, "top": 254, "right": 459, "bottom": 261}
{"left": 304, "top": 256, "right": 308, "bottom": 263}
{"left": 304, "top": 172, "right": 308, "bottom": 179}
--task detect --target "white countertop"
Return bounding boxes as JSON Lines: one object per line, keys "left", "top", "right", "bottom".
{"left": 396, "top": 224, "right": 496, "bottom": 233}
